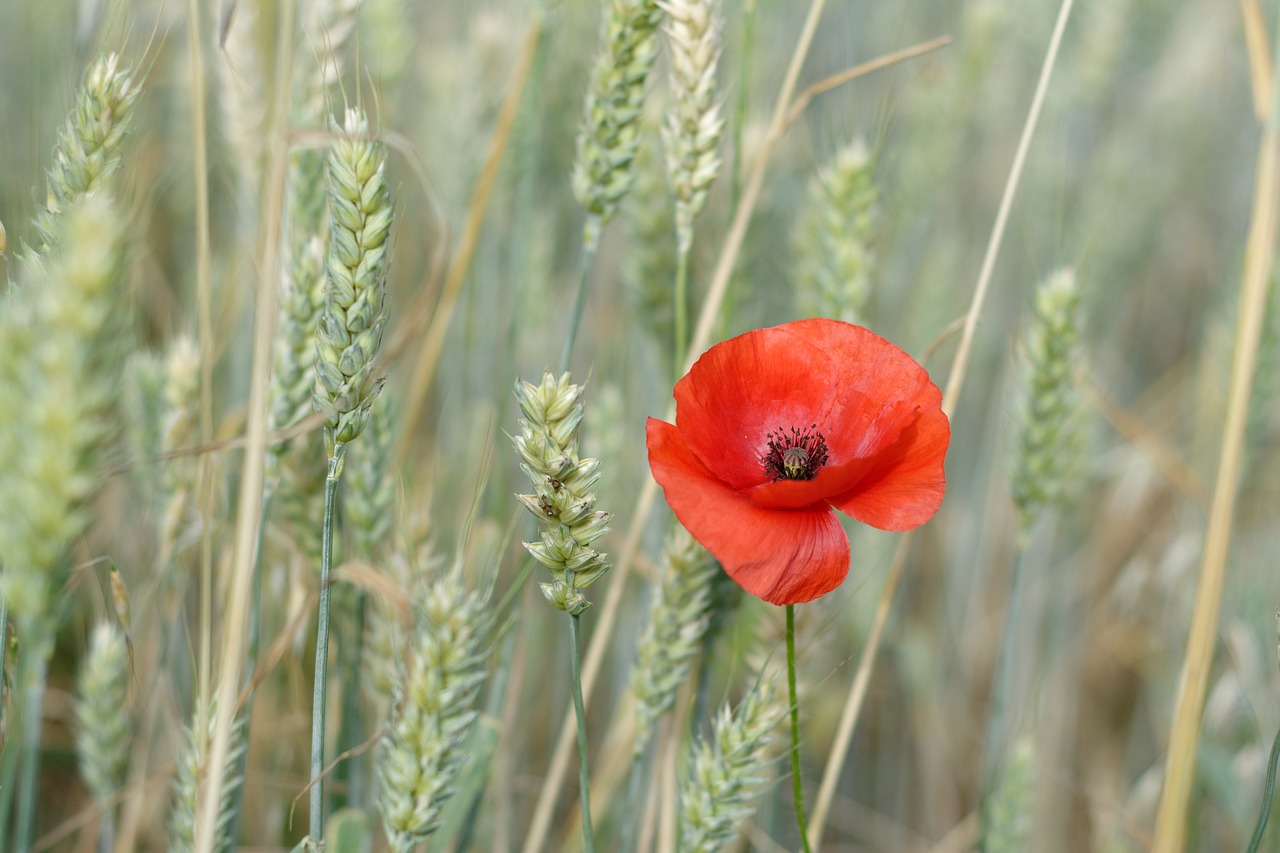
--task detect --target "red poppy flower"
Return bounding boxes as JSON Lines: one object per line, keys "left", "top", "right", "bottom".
{"left": 646, "top": 319, "right": 949, "bottom": 605}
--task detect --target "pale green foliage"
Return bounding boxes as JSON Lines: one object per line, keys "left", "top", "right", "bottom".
{"left": 75, "top": 622, "right": 131, "bottom": 805}
{"left": 1010, "top": 268, "right": 1084, "bottom": 529}
{"left": 572, "top": 0, "right": 664, "bottom": 227}
{"left": 631, "top": 525, "right": 718, "bottom": 754}
{"left": 662, "top": 0, "right": 724, "bottom": 251}
{"left": 34, "top": 53, "right": 140, "bottom": 253}
{"left": 0, "top": 195, "right": 127, "bottom": 623}
{"left": 678, "top": 681, "right": 782, "bottom": 853}
{"left": 313, "top": 108, "right": 392, "bottom": 459}
{"left": 793, "top": 140, "right": 877, "bottom": 325}
{"left": 377, "top": 576, "right": 492, "bottom": 851}
{"left": 168, "top": 697, "right": 247, "bottom": 853}
{"left": 512, "top": 373, "right": 613, "bottom": 615}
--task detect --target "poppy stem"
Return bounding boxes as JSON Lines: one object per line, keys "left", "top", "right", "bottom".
{"left": 568, "top": 608, "right": 597, "bottom": 853}
{"left": 786, "top": 604, "right": 813, "bottom": 853}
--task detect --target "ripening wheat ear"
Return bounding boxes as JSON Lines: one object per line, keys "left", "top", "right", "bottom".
{"left": 1009, "top": 267, "right": 1085, "bottom": 532}
{"left": 34, "top": 53, "right": 140, "bottom": 254}
{"left": 678, "top": 679, "right": 783, "bottom": 853}
{"left": 377, "top": 575, "right": 493, "bottom": 851}
{"left": 0, "top": 194, "right": 128, "bottom": 625}
{"left": 512, "top": 373, "right": 614, "bottom": 615}
{"left": 313, "top": 107, "right": 393, "bottom": 466}
{"left": 75, "top": 622, "right": 131, "bottom": 836}
{"left": 630, "top": 525, "right": 718, "bottom": 755}
{"left": 661, "top": 0, "right": 725, "bottom": 253}
{"left": 168, "top": 696, "right": 247, "bottom": 853}
{"left": 572, "top": 0, "right": 664, "bottom": 234}
{"left": 793, "top": 139, "right": 878, "bottom": 325}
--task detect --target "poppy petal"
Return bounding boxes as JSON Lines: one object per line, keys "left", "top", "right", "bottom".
{"left": 829, "top": 404, "right": 950, "bottom": 530}
{"left": 674, "top": 327, "right": 840, "bottom": 491}
{"left": 647, "top": 418, "right": 850, "bottom": 604}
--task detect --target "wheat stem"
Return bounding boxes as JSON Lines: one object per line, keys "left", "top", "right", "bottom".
{"left": 309, "top": 454, "right": 341, "bottom": 839}
{"left": 561, "top": 220, "right": 602, "bottom": 374}
{"left": 570, "top": 608, "right": 597, "bottom": 853}
{"left": 11, "top": 631, "right": 50, "bottom": 853}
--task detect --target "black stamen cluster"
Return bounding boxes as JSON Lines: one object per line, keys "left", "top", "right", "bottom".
{"left": 760, "top": 424, "right": 829, "bottom": 481}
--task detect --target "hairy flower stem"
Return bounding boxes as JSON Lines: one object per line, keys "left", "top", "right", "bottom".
{"left": 786, "top": 605, "right": 812, "bottom": 853}
{"left": 569, "top": 605, "right": 596, "bottom": 853}
{"left": 310, "top": 453, "right": 342, "bottom": 839}
{"left": 560, "top": 219, "right": 602, "bottom": 374}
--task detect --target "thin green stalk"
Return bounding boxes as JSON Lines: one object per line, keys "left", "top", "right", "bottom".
{"left": 620, "top": 742, "right": 650, "bottom": 853}
{"left": 673, "top": 243, "right": 691, "bottom": 381}
{"left": 0, "top": 679, "right": 17, "bottom": 843}
{"left": 569, "top": 604, "right": 596, "bottom": 853}
{"left": 12, "top": 629, "right": 51, "bottom": 853}
{"left": 1247, "top": 726, "right": 1280, "bottom": 853}
{"left": 310, "top": 453, "right": 342, "bottom": 840}
{"left": 560, "top": 219, "right": 602, "bottom": 374}
{"left": 336, "top": 589, "right": 368, "bottom": 807}
{"left": 0, "top": 602, "right": 8, "bottom": 727}
{"left": 982, "top": 537, "right": 1032, "bottom": 797}
{"left": 785, "top": 605, "right": 811, "bottom": 853}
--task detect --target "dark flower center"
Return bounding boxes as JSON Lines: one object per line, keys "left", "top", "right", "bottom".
{"left": 761, "top": 424, "right": 829, "bottom": 481}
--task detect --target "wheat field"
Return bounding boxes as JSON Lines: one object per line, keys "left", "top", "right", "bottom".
{"left": 1, "top": 1, "right": 1278, "bottom": 851}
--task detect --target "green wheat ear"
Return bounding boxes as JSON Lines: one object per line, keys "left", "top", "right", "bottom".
{"left": 662, "top": 0, "right": 725, "bottom": 252}
{"left": 630, "top": 525, "right": 718, "bottom": 755}
{"left": 678, "top": 679, "right": 783, "bottom": 853}
{"left": 572, "top": 0, "right": 664, "bottom": 230}
{"left": 34, "top": 53, "right": 140, "bottom": 255}
{"left": 0, "top": 194, "right": 128, "bottom": 624}
{"left": 168, "top": 695, "right": 247, "bottom": 853}
{"left": 1010, "top": 268, "right": 1085, "bottom": 532}
{"left": 793, "top": 139, "right": 878, "bottom": 325}
{"left": 377, "top": 576, "right": 493, "bottom": 851}
{"left": 313, "top": 108, "right": 393, "bottom": 465}
{"left": 512, "top": 373, "right": 613, "bottom": 614}
{"left": 75, "top": 623, "right": 131, "bottom": 809}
